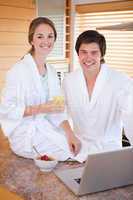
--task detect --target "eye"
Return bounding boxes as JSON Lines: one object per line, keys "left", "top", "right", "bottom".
{"left": 48, "top": 34, "right": 54, "bottom": 39}
{"left": 79, "top": 50, "right": 86, "bottom": 54}
{"left": 37, "top": 35, "right": 43, "bottom": 39}
{"left": 91, "top": 50, "right": 98, "bottom": 55}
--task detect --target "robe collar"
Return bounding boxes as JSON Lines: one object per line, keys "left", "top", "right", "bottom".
{"left": 78, "top": 63, "right": 109, "bottom": 110}
{"left": 22, "top": 53, "right": 55, "bottom": 103}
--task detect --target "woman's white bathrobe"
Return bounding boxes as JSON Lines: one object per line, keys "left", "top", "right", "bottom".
{"left": 0, "top": 54, "right": 72, "bottom": 160}
{"left": 63, "top": 64, "right": 133, "bottom": 162}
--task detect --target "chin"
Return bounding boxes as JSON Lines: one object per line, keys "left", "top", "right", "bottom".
{"left": 40, "top": 51, "right": 50, "bottom": 57}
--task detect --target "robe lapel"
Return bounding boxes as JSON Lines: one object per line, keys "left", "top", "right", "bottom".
{"left": 23, "top": 54, "right": 45, "bottom": 103}
{"left": 76, "top": 69, "right": 90, "bottom": 108}
{"left": 47, "top": 65, "right": 60, "bottom": 100}
{"left": 90, "top": 64, "right": 109, "bottom": 108}
{"left": 23, "top": 55, "right": 60, "bottom": 104}
{"left": 76, "top": 64, "right": 109, "bottom": 111}
{"left": 47, "top": 64, "right": 55, "bottom": 100}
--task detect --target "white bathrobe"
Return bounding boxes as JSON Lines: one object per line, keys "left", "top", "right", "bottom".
{"left": 0, "top": 54, "right": 72, "bottom": 160}
{"left": 63, "top": 64, "right": 133, "bottom": 162}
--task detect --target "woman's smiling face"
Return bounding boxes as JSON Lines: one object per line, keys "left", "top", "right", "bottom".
{"left": 31, "top": 23, "right": 55, "bottom": 57}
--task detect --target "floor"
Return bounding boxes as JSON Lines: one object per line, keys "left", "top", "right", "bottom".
{"left": 0, "top": 129, "right": 133, "bottom": 200}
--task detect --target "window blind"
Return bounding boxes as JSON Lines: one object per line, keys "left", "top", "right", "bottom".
{"left": 37, "top": 0, "right": 65, "bottom": 60}
{"left": 74, "top": 9, "right": 133, "bottom": 77}
{"left": 45, "top": 14, "right": 65, "bottom": 59}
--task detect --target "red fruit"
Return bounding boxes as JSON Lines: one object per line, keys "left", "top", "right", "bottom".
{"left": 40, "top": 154, "right": 49, "bottom": 161}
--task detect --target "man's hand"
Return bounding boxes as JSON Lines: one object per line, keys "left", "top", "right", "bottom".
{"left": 67, "top": 134, "right": 81, "bottom": 156}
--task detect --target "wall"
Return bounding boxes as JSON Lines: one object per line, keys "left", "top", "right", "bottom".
{"left": 73, "top": 0, "right": 124, "bottom": 4}
{"left": 37, "top": 0, "right": 64, "bottom": 15}
{"left": 37, "top": 0, "right": 66, "bottom": 59}
{"left": 0, "top": 0, "right": 36, "bottom": 91}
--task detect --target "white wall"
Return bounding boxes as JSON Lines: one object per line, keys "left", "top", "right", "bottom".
{"left": 37, "top": 0, "right": 64, "bottom": 15}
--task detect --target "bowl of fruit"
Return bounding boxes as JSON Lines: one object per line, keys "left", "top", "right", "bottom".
{"left": 34, "top": 154, "right": 58, "bottom": 172}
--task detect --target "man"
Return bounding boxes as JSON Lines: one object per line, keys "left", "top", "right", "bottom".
{"left": 63, "top": 30, "right": 133, "bottom": 162}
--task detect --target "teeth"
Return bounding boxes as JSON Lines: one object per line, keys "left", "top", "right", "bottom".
{"left": 41, "top": 46, "right": 48, "bottom": 48}
{"left": 40, "top": 44, "right": 50, "bottom": 48}
{"left": 84, "top": 63, "right": 93, "bottom": 66}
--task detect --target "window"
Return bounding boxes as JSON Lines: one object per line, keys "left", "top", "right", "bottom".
{"left": 37, "top": 0, "right": 69, "bottom": 82}
{"left": 37, "top": 0, "right": 65, "bottom": 60}
{"left": 74, "top": 0, "right": 133, "bottom": 77}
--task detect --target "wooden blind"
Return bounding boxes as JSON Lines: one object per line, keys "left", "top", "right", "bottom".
{"left": 0, "top": 0, "right": 36, "bottom": 90}
{"left": 65, "top": 0, "right": 71, "bottom": 60}
{"left": 46, "top": 0, "right": 72, "bottom": 60}
{"left": 44, "top": 13, "right": 65, "bottom": 59}
{"left": 74, "top": 1, "right": 133, "bottom": 77}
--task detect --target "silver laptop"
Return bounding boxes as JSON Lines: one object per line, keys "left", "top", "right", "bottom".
{"left": 54, "top": 147, "right": 133, "bottom": 196}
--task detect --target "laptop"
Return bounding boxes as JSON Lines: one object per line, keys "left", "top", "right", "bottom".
{"left": 54, "top": 147, "right": 133, "bottom": 196}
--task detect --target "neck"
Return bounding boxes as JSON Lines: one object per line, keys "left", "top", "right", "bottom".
{"left": 84, "top": 69, "right": 99, "bottom": 83}
{"left": 83, "top": 69, "right": 100, "bottom": 98}
{"left": 32, "top": 53, "right": 47, "bottom": 75}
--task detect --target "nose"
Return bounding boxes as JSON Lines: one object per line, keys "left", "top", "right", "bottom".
{"left": 86, "top": 53, "right": 93, "bottom": 60}
{"left": 42, "top": 37, "right": 48, "bottom": 43}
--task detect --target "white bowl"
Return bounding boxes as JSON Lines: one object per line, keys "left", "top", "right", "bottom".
{"left": 34, "top": 157, "right": 58, "bottom": 172}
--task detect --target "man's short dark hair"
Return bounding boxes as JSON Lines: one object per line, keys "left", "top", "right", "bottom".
{"left": 75, "top": 30, "right": 106, "bottom": 63}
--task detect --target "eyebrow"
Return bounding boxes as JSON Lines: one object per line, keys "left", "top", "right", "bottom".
{"left": 79, "top": 49, "right": 99, "bottom": 51}
{"left": 35, "top": 33, "right": 54, "bottom": 36}
{"left": 79, "top": 49, "right": 87, "bottom": 51}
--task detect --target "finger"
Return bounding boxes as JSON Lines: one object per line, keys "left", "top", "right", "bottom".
{"left": 53, "top": 105, "right": 64, "bottom": 109}
{"left": 74, "top": 142, "right": 81, "bottom": 155}
{"left": 69, "top": 143, "right": 74, "bottom": 154}
{"left": 56, "top": 108, "right": 64, "bottom": 112}
{"left": 54, "top": 108, "right": 64, "bottom": 113}
{"left": 73, "top": 144, "right": 79, "bottom": 156}
{"left": 47, "top": 100, "right": 53, "bottom": 105}
{"left": 57, "top": 105, "right": 65, "bottom": 109}
{"left": 56, "top": 108, "right": 65, "bottom": 112}
{"left": 71, "top": 144, "right": 77, "bottom": 155}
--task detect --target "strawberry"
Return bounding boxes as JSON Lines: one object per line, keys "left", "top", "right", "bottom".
{"left": 40, "top": 154, "right": 49, "bottom": 161}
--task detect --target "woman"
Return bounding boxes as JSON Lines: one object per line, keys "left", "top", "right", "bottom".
{"left": 63, "top": 30, "right": 133, "bottom": 162}
{"left": 0, "top": 17, "right": 81, "bottom": 160}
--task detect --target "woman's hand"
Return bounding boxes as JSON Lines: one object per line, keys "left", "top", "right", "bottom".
{"left": 40, "top": 100, "right": 65, "bottom": 114}
{"left": 24, "top": 100, "right": 64, "bottom": 117}
{"left": 67, "top": 133, "right": 81, "bottom": 156}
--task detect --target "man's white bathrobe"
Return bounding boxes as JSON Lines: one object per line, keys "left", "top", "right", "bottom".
{"left": 0, "top": 54, "right": 72, "bottom": 160}
{"left": 63, "top": 64, "right": 133, "bottom": 162}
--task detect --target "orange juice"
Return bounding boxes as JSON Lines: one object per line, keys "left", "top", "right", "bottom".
{"left": 53, "top": 96, "right": 64, "bottom": 105}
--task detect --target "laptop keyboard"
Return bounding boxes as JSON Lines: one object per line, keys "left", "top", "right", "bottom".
{"left": 74, "top": 178, "right": 81, "bottom": 184}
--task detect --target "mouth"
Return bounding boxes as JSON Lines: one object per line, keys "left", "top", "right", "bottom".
{"left": 83, "top": 62, "right": 95, "bottom": 68}
{"left": 40, "top": 45, "right": 51, "bottom": 50}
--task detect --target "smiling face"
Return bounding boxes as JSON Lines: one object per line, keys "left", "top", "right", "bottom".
{"left": 31, "top": 23, "right": 55, "bottom": 58}
{"left": 78, "top": 42, "right": 102, "bottom": 75}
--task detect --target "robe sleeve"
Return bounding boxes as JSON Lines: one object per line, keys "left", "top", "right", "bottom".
{"left": 0, "top": 67, "right": 25, "bottom": 136}
{"left": 117, "top": 78, "right": 133, "bottom": 145}
{"left": 62, "top": 78, "right": 71, "bottom": 116}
